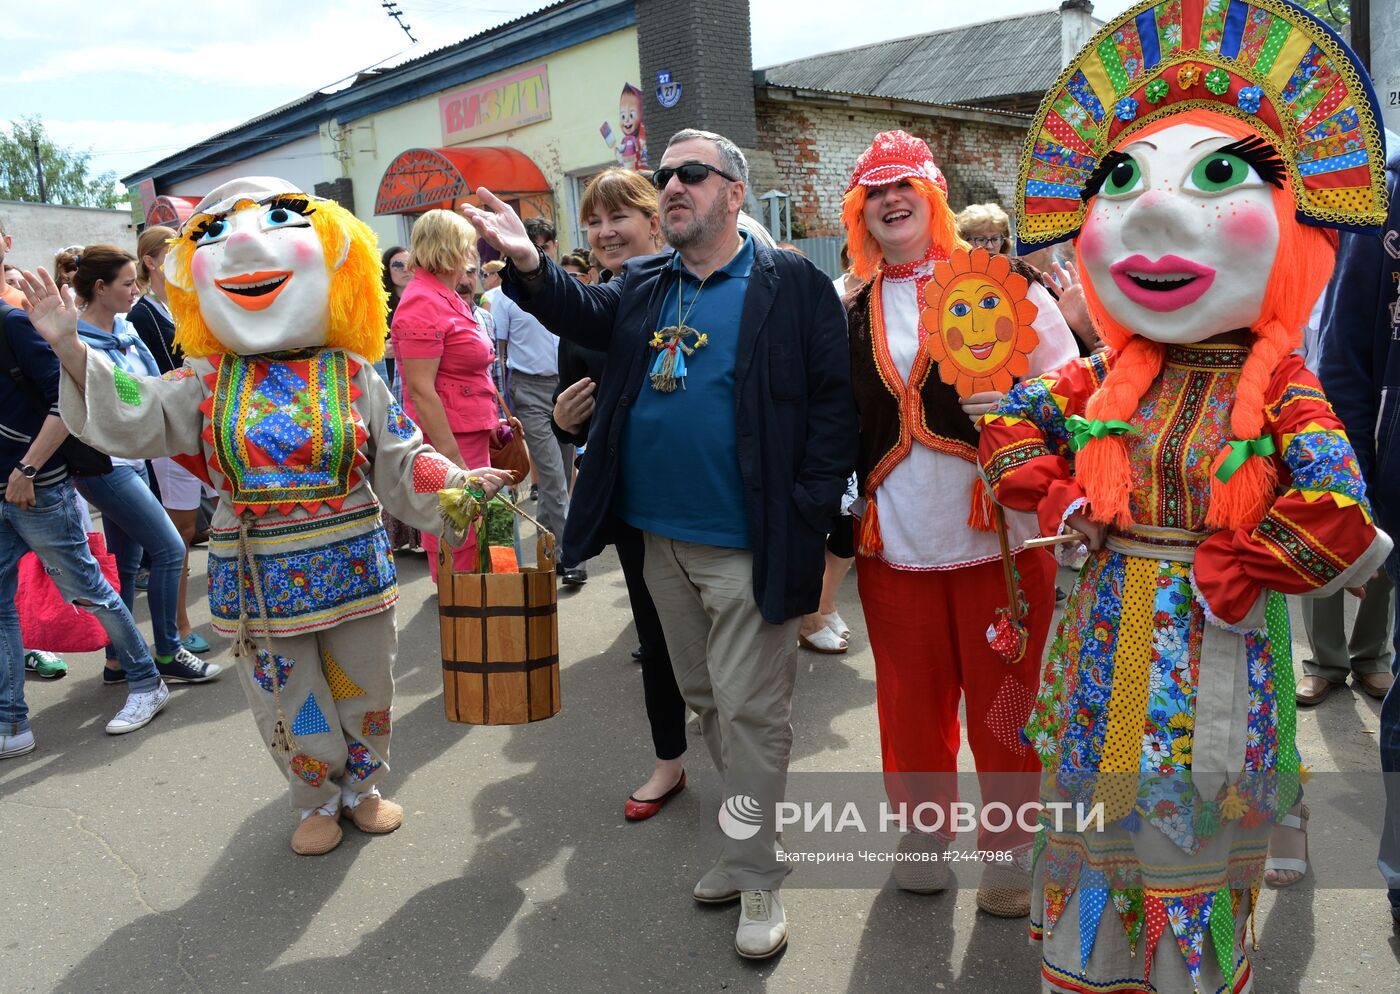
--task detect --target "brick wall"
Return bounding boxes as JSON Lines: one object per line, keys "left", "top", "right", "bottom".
{"left": 755, "top": 99, "right": 1029, "bottom": 238}
{"left": 636, "top": 0, "right": 758, "bottom": 150}
{"left": 313, "top": 177, "right": 355, "bottom": 214}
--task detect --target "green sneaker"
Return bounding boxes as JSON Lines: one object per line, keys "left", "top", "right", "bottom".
{"left": 24, "top": 650, "right": 68, "bottom": 680}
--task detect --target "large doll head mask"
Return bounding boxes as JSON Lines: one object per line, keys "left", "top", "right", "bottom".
{"left": 1013, "top": 0, "right": 1387, "bottom": 531}
{"left": 164, "top": 177, "right": 387, "bottom": 360}
{"left": 1078, "top": 117, "right": 1285, "bottom": 345}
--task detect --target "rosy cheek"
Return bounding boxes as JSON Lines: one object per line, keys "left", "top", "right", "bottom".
{"left": 1078, "top": 218, "right": 1107, "bottom": 265}
{"left": 191, "top": 253, "right": 210, "bottom": 284}
{"left": 293, "top": 241, "right": 320, "bottom": 266}
{"left": 1220, "top": 204, "right": 1275, "bottom": 252}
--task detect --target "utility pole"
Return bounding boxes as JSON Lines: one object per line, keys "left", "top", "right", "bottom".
{"left": 30, "top": 136, "right": 46, "bottom": 203}
{"left": 1352, "top": 0, "right": 1371, "bottom": 70}
{"left": 381, "top": 1, "right": 416, "bottom": 43}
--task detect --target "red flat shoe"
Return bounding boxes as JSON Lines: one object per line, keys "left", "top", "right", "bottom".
{"left": 624, "top": 771, "right": 686, "bottom": 821}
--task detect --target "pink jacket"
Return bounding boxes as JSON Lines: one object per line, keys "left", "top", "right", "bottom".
{"left": 390, "top": 269, "right": 498, "bottom": 436}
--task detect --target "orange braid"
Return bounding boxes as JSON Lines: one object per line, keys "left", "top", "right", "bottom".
{"left": 841, "top": 176, "right": 967, "bottom": 282}
{"left": 1076, "top": 336, "right": 1165, "bottom": 526}
{"left": 1206, "top": 219, "right": 1335, "bottom": 529}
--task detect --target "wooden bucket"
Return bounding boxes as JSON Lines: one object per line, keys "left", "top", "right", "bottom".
{"left": 438, "top": 531, "right": 560, "bottom": 724}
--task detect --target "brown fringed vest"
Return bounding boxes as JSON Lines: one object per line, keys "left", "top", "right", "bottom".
{"left": 846, "top": 277, "right": 994, "bottom": 554}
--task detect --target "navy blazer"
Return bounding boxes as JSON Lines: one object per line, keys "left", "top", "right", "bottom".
{"left": 504, "top": 244, "right": 857, "bottom": 623}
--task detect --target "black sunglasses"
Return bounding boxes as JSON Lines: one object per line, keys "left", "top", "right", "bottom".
{"left": 651, "top": 162, "right": 737, "bottom": 189}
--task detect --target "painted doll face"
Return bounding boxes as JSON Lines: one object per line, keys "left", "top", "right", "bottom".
{"left": 943, "top": 276, "right": 1017, "bottom": 371}
{"left": 1078, "top": 122, "right": 1280, "bottom": 345}
{"left": 186, "top": 199, "right": 333, "bottom": 354}
{"left": 620, "top": 92, "right": 641, "bottom": 137}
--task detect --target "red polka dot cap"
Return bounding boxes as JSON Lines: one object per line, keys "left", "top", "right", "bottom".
{"left": 846, "top": 130, "right": 948, "bottom": 196}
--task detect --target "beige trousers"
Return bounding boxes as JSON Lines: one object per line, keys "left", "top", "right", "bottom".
{"left": 236, "top": 609, "right": 397, "bottom": 809}
{"left": 642, "top": 534, "right": 799, "bottom": 891}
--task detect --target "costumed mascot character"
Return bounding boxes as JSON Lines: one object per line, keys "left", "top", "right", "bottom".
{"left": 978, "top": 2, "right": 1391, "bottom": 991}
{"left": 25, "top": 177, "right": 512, "bottom": 856}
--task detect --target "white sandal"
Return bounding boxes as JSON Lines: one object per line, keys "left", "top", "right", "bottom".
{"left": 798, "top": 625, "right": 848, "bottom": 654}
{"left": 822, "top": 611, "right": 851, "bottom": 640}
{"left": 1264, "top": 803, "right": 1309, "bottom": 887}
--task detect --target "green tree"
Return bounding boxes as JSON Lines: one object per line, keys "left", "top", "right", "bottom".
{"left": 0, "top": 117, "right": 122, "bottom": 208}
{"left": 1298, "top": 0, "right": 1350, "bottom": 28}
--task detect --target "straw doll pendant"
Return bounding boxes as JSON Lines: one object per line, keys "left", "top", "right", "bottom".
{"left": 649, "top": 326, "right": 708, "bottom": 392}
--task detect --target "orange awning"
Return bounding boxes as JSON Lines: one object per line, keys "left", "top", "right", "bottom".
{"left": 374, "top": 147, "right": 550, "bottom": 215}
{"left": 146, "top": 195, "right": 201, "bottom": 229}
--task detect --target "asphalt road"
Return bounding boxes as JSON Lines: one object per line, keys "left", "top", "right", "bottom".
{"left": 3, "top": 539, "right": 1397, "bottom": 993}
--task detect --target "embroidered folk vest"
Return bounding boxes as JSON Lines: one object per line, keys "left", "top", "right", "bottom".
{"left": 203, "top": 349, "right": 368, "bottom": 516}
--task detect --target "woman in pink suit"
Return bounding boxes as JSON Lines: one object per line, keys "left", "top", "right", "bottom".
{"left": 392, "top": 210, "right": 500, "bottom": 580}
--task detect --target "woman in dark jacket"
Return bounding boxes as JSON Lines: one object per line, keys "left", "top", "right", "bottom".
{"left": 550, "top": 168, "right": 687, "bottom": 821}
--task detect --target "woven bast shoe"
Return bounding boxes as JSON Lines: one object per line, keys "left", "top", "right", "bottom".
{"left": 292, "top": 799, "right": 343, "bottom": 856}
{"left": 976, "top": 864, "right": 1031, "bottom": 918}
{"left": 891, "top": 832, "right": 950, "bottom": 894}
{"left": 341, "top": 787, "right": 403, "bottom": 834}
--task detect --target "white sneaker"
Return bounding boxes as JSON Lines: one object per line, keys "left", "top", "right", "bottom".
{"left": 735, "top": 889, "right": 787, "bottom": 960}
{"left": 0, "top": 729, "right": 36, "bottom": 759}
{"left": 105, "top": 682, "right": 171, "bottom": 734}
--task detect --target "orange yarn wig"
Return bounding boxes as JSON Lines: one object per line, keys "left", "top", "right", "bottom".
{"left": 1073, "top": 110, "right": 1336, "bottom": 531}
{"left": 841, "top": 176, "right": 968, "bottom": 281}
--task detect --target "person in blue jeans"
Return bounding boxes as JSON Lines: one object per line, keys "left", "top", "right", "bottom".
{"left": 1318, "top": 130, "right": 1400, "bottom": 925}
{"left": 66, "top": 245, "right": 220, "bottom": 686}
{"left": 0, "top": 297, "right": 171, "bottom": 757}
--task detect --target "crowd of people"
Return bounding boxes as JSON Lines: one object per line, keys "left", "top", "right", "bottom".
{"left": 2, "top": 2, "right": 1398, "bottom": 985}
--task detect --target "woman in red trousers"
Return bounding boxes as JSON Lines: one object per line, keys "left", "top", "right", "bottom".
{"left": 842, "top": 131, "right": 1077, "bottom": 915}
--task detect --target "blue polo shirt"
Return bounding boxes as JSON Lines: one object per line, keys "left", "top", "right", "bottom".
{"left": 618, "top": 234, "right": 754, "bottom": 548}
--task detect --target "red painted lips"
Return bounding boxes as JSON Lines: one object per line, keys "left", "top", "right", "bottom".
{"left": 1108, "top": 255, "right": 1216, "bottom": 312}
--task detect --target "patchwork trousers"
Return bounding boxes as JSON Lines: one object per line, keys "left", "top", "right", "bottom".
{"left": 236, "top": 609, "right": 397, "bottom": 809}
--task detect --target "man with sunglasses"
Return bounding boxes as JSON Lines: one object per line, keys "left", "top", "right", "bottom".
{"left": 466, "top": 128, "right": 856, "bottom": 961}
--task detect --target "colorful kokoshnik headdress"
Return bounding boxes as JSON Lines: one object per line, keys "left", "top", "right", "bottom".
{"left": 1015, "top": 0, "right": 1387, "bottom": 248}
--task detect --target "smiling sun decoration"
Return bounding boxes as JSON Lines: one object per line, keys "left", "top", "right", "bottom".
{"left": 921, "top": 247, "right": 1039, "bottom": 399}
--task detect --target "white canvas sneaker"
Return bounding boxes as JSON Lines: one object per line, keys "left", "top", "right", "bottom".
{"left": 735, "top": 889, "right": 787, "bottom": 960}
{"left": 0, "top": 729, "right": 36, "bottom": 759}
{"left": 105, "top": 682, "right": 171, "bottom": 735}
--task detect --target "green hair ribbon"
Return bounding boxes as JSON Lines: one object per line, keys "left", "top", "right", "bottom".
{"left": 1214, "top": 434, "right": 1276, "bottom": 482}
{"left": 1066, "top": 415, "right": 1135, "bottom": 452}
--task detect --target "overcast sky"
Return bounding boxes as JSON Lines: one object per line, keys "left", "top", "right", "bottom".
{"left": 2, "top": 0, "right": 1137, "bottom": 187}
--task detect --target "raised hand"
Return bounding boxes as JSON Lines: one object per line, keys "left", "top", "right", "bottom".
{"left": 1050, "top": 261, "right": 1095, "bottom": 349}
{"left": 19, "top": 267, "right": 80, "bottom": 352}
{"left": 461, "top": 188, "right": 540, "bottom": 271}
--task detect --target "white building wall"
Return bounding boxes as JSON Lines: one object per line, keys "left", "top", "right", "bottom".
{"left": 0, "top": 201, "right": 136, "bottom": 274}
{"left": 1372, "top": 0, "right": 1400, "bottom": 137}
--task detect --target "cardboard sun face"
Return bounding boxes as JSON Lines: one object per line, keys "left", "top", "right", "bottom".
{"left": 921, "top": 247, "right": 1039, "bottom": 398}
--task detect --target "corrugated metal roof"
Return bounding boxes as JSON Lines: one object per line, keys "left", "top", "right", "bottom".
{"left": 759, "top": 9, "right": 1072, "bottom": 107}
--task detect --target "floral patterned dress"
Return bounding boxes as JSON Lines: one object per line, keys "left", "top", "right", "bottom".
{"left": 980, "top": 342, "right": 1389, "bottom": 994}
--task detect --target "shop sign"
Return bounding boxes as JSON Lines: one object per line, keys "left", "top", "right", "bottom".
{"left": 440, "top": 63, "right": 552, "bottom": 143}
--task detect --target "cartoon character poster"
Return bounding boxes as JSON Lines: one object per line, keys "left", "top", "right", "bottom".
{"left": 600, "top": 83, "right": 648, "bottom": 170}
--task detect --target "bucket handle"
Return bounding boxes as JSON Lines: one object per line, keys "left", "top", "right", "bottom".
{"left": 435, "top": 487, "right": 556, "bottom": 579}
